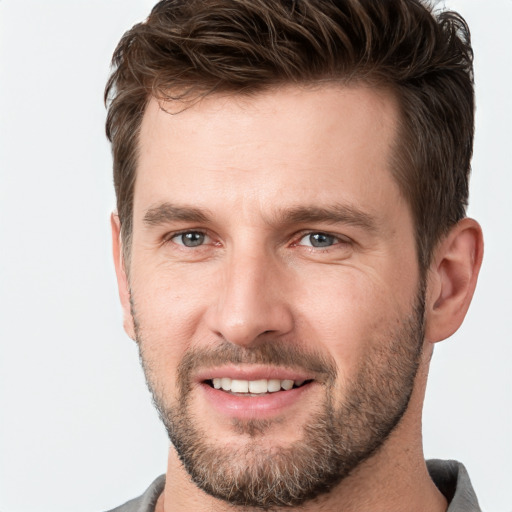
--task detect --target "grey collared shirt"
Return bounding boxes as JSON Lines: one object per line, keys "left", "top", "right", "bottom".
{"left": 427, "top": 459, "right": 482, "bottom": 512}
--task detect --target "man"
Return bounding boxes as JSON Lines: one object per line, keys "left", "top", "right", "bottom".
{"left": 104, "top": 0, "right": 483, "bottom": 510}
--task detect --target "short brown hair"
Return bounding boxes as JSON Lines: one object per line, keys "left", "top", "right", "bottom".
{"left": 105, "top": 0, "right": 474, "bottom": 271}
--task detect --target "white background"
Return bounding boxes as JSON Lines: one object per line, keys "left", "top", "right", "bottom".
{"left": 0, "top": 1, "right": 510, "bottom": 511}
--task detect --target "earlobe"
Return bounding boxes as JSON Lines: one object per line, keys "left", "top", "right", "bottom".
{"left": 111, "top": 212, "right": 136, "bottom": 341}
{"left": 425, "top": 218, "right": 483, "bottom": 343}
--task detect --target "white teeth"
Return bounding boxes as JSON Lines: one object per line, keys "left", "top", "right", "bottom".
{"left": 231, "top": 379, "right": 249, "bottom": 393}
{"left": 212, "top": 378, "right": 308, "bottom": 394}
{"left": 267, "top": 379, "right": 282, "bottom": 392}
{"left": 248, "top": 379, "right": 268, "bottom": 394}
{"left": 281, "top": 379, "right": 294, "bottom": 391}
{"left": 221, "top": 377, "right": 232, "bottom": 391}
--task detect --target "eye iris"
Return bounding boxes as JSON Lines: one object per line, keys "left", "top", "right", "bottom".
{"left": 310, "top": 233, "right": 334, "bottom": 247}
{"left": 182, "top": 232, "right": 205, "bottom": 247}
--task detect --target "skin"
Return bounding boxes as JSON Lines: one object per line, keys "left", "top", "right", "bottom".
{"left": 112, "top": 85, "right": 483, "bottom": 511}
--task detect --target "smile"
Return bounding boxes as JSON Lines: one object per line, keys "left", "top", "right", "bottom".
{"left": 196, "top": 366, "right": 318, "bottom": 418}
{"left": 207, "top": 378, "right": 310, "bottom": 394}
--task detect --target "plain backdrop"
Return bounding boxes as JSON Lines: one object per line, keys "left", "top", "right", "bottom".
{"left": 0, "top": 1, "right": 511, "bottom": 511}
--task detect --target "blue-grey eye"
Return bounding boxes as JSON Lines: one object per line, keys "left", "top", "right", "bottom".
{"left": 299, "top": 233, "right": 337, "bottom": 248}
{"left": 173, "top": 231, "right": 207, "bottom": 247}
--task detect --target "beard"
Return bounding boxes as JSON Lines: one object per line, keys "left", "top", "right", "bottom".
{"left": 134, "top": 288, "right": 425, "bottom": 510}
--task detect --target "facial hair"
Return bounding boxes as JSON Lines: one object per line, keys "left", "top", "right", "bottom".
{"left": 134, "top": 289, "right": 425, "bottom": 510}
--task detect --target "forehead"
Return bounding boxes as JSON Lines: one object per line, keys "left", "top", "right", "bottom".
{"left": 135, "top": 85, "right": 403, "bottom": 223}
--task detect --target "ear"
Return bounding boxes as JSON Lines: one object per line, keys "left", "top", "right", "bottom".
{"left": 424, "top": 218, "right": 483, "bottom": 343}
{"left": 111, "top": 212, "right": 136, "bottom": 341}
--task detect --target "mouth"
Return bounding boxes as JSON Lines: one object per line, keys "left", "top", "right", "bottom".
{"left": 195, "top": 366, "right": 318, "bottom": 419}
{"left": 205, "top": 377, "right": 314, "bottom": 396}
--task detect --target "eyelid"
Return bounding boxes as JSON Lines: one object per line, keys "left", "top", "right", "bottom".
{"left": 293, "top": 230, "right": 352, "bottom": 247}
{"left": 164, "top": 229, "right": 212, "bottom": 246}
{"left": 161, "top": 228, "right": 352, "bottom": 249}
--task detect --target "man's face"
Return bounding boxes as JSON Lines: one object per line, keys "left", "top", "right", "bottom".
{"left": 123, "top": 86, "right": 425, "bottom": 508}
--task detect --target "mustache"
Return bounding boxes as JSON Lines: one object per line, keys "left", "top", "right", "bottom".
{"left": 177, "top": 340, "right": 338, "bottom": 387}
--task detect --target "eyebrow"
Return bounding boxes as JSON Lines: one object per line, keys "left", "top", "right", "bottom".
{"left": 142, "top": 202, "right": 378, "bottom": 232}
{"left": 276, "top": 205, "right": 378, "bottom": 232}
{"left": 143, "top": 203, "right": 211, "bottom": 226}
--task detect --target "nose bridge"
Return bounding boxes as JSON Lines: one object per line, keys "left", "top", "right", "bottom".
{"left": 208, "top": 239, "right": 293, "bottom": 346}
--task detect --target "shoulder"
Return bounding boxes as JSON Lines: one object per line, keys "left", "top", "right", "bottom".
{"left": 427, "top": 459, "right": 481, "bottom": 512}
{"left": 104, "top": 475, "right": 166, "bottom": 512}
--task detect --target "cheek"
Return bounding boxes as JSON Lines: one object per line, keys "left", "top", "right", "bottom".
{"left": 129, "top": 269, "right": 212, "bottom": 392}
{"left": 131, "top": 256, "right": 212, "bottom": 330}
{"left": 292, "top": 268, "right": 409, "bottom": 384}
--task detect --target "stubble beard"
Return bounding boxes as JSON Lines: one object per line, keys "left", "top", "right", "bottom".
{"left": 134, "top": 289, "right": 425, "bottom": 510}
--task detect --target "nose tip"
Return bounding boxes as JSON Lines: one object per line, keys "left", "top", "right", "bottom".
{"left": 205, "top": 253, "right": 294, "bottom": 347}
{"left": 213, "top": 311, "right": 288, "bottom": 348}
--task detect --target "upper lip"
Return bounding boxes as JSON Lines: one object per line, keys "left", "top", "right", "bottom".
{"left": 194, "top": 365, "right": 315, "bottom": 383}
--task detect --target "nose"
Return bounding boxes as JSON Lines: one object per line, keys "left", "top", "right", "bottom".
{"left": 205, "top": 246, "right": 294, "bottom": 347}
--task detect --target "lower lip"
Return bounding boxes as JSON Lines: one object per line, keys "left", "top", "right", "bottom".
{"left": 199, "top": 382, "right": 315, "bottom": 420}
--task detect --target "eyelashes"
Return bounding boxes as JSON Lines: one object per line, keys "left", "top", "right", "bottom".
{"left": 296, "top": 232, "right": 348, "bottom": 248}
{"left": 170, "top": 231, "right": 212, "bottom": 247}
{"left": 164, "top": 229, "right": 352, "bottom": 254}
